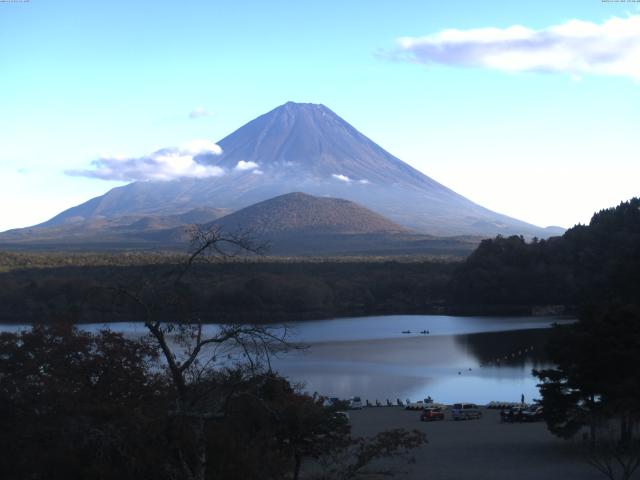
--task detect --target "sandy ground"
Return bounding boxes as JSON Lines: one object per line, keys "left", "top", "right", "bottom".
{"left": 348, "top": 406, "right": 603, "bottom": 480}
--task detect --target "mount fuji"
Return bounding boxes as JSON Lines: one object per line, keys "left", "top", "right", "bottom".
{"left": 2, "top": 102, "right": 562, "bottom": 247}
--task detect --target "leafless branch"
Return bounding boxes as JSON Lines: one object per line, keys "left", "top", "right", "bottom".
{"left": 585, "top": 437, "right": 640, "bottom": 480}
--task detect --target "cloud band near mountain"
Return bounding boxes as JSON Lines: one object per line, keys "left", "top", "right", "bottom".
{"left": 393, "top": 15, "right": 640, "bottom": 81}
{"left": 66, "top": 140, "right": 224, "bottom": 181}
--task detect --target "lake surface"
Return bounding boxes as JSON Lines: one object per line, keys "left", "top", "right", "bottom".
{"left": 1, "top": 315, "right": 571, "bottom": 405}
{"left": 270, "top": 315, "right": 570, "bottom": 405}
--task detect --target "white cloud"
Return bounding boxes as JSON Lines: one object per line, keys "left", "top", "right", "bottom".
{"left": 332, "top": 173, "right": 352, "bottom": 183}
{"left": 181, "top": 139, "right": 222, "bottom": 155}
{"left": 189, "top": 107, "right": 212, "bottom": 119}
{"left": 66, "top": 140, "right": 224, "bottom": 181}
{"left": 234, "top": 160, "right": 259, "bottom": 171}
{"left": 358, "top": 179, "right": 370, "bottom": 184}
{"left": 393, "top": 15, "right": 640, "bottom": 81}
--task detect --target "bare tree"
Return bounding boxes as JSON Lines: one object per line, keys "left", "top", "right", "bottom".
{"left": 113, "top": 226, "right": 428, "bottom": 480}
{"left": 312, "top": 428, "right": 427, "bottom": 480}
{"left": 585, "top": 423, "right": 640, "bottom": 480}
{"left": 116, "top": 226, "right": 290, "bottom": 480}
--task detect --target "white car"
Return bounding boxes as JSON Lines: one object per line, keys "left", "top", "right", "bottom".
{"left": 349, "top": 396, "right": 363, "bottom": 409}
{"left": 451, "top": 402, "right": 482, "bottom": 420}
{"left": 405, "top": 398, "right": 437, "bottom": 411}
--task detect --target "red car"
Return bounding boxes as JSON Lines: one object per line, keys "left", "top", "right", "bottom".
{"left": 420, "top": 407, "right": 445, "bottom": 421}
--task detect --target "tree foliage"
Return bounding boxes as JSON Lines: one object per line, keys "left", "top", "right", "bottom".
{"left": 535, "top": 305, "right": 640, "bottom": 443}
{"left": 0, "top": 324, "right": 425, "bottom": 480}
{"left": 449, "top": 198, "right": 640, "bottom": 311}
{"left": 0, "top": 324, "right": 166, "bottom": 479}
{"left": 0, "top": 258, "right": 455, "bottom": 323}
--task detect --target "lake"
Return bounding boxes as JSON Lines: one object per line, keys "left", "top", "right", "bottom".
{"left": 269, "top": 315, "right": 570, "bottom": 405}
{"left": 1, "top": 315, "right": 571, "bottom": 405}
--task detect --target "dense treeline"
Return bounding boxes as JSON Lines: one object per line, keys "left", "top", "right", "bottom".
{"left": 0, "top": 250, "right": 189, "bottom": 272}
{"left": 0, "top": 258, "right": 456, "bottom": 324}
{"left": 448, "top": 198, "right": 640, "bottom": 312}
{"left": 0, "top": 250, "right": 458, "bottom": 272}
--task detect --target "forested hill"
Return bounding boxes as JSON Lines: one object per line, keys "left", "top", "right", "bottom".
{"left": 209, "top": 192, "right": 408, "bottom": 235}
{"left": 448, "top": 198, "right": 640, "bottom": 311}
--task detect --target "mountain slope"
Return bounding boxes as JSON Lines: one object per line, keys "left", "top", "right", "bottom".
{"left": 15, "top": 102, "right": 561, "bottom": 238}
{"left": 210, "top": 192, "right": 408, "bottom": 235}
{"left": 0, "top": 208, "right": 227, "bottom": 243}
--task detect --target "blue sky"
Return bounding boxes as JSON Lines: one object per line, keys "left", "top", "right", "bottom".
{"left": 1, "top": 0, "right": 639, "bottom": 231}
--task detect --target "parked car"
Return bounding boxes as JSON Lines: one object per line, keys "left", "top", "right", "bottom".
{"left": 323, "top": 397, "right": 348, "bottom": 409}
{"left": 451, "top": 403, "right": 482, "bottom": 420}
{"left": 334, "top": 411, "right": 351, "bottom": 425}
{"left": 420, "top": 406, "right": 445, "bottom": 421}
{"left": 323, "top": 397, "right": 337, "bottom": 407}
{"left": 500, "top": 404, "right": 542, "bottom": 423}
{"left": 521, "top": 405, "right": 543, "bottom": 422}
{"left": 500, "top": 407, "right": 524, "bottom": 423}
{"left": 349, "top": 396, "right": 363, "bottom": 410}
{"left": 406, "top": 398, "right": 436, "bottom": 410}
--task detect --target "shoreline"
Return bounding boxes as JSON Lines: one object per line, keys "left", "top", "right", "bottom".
{"left": 347, "top": 406, "right": 599, "bottom": 480}
{"left": 0, "top": 311, "right": 574, "bottom": 326}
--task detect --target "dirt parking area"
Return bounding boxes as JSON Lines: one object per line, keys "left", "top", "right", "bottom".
{"left": 349, "top": 406, "right": 603, "bottom": 480}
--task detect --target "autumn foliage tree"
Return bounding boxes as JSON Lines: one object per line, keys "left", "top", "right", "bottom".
{"left": 0, "top": 323, "right": 166, "bottom": 480}
{"left": 0, "top": 324, "right": 426, "bottom": 480}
